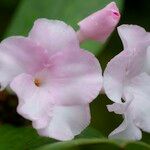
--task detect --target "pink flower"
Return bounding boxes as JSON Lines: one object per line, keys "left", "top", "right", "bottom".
{"left": 0, "top": 1, "right": 120, "bottom": 140}
{"left": 0, "top": 19, "right": 102, "bottom": 141}
{"left": 103, "top": 25, "right": 150, "bottom": 140}
{"left": 77, "top": 2, "right": 120, "bottom": 42}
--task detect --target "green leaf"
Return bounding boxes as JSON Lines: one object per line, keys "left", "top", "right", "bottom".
{"left": 76, "top": 127, "right": 104, "bottom": 139}
{"left": 5, "top": 0, "right": 124, "bottom": 55}
{"left": 36, "top": 139, "right": 150, "bottom": 150}
{"left": 123, "top": 141, "right": 150, "bottom": 150}
{"left": 36, "top": 139, "right": 120, "bottom": 150}
{"left": 0, "top": 125, "right": 103, "bottom": 150}
{"left": 0, "top": 125, "right": 55, "bottom": 150}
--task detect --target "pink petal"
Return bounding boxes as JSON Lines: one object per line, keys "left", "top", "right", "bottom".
{"left": 29, "top": 19, "right": 79, "bottom": 56}
{"left": 48, "top": 49, "right": 102, "bottom": 105}
{"left": 10, "top": 73, "right": 53, "bottom": 125}
{"left": 0, "top": 36, "right": 49, "bottom": 90}
{"left": 118, "top": 25, "right": 150, "bottom": 50}
{"left": 10, "top": 73, "right": 90, "bottom": 141}
{"left": 38, "top": 105, "right": 90, "bottom": 141}
{"left": 104, "top": 49, "right": 145, "bottom": 103}
{"left": 78, "top": 2, "right": 120, "bottom": 42}
{"left": 11, "top": 49, "right": 102, "bottom": 108}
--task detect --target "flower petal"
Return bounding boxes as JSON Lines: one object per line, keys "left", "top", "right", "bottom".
{"left": 107, "top": 101, "right": 131, "bottom": 115}
{"left": 10, "top": 73, "right": 91, "bottom": 140}
{"left": 144, "top": 46, "right": 150, "bottom": 74}
{"left": 10, "top": 73, "right": 52, "bottom": 124}
{"left": 29, "top": 19, "right": 79, "bottom": 56}
{"left": 104, "top": 49, "right": 145, "bottom": 103}
{"left": 78, "top": 2, "right": 120, "bottom": 42}
{"left": 38, "top": 105, "right": 90, "bottom": 141}
{"left": 109, "top": 73, "right": 150, "bottom": 140}
{"left": 132, "top": 97, "right": 150, "bottom": 133}
{"left": 127, "top": 73, "right": 150, "bottom": 132}
{"left": 48, "top": 49, "right": 102, "bottom": 105}
{"left": 118, "top": 25, "right": 150, "bottom": 50}
{"left": 0, "top": 36, "right": 49, "bottom": 90}
{"left": 109, "top": 115, "right": 142, "bottom": 140}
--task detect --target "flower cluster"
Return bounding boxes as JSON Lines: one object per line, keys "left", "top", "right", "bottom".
{"left": 0, "top": 1, "right": 149, "bottom": 141}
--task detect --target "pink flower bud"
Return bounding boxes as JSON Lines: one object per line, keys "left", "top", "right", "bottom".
{"left": 77, "top": 2, "right": 120, "bottom": 42}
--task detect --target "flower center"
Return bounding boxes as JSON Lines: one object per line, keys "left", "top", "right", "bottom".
{"left": 34, "top": 78, "right": 41, "bottom": 87}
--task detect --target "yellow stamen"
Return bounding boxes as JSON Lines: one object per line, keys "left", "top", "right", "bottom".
{"left": 34, "top": 79, "right": 41, "bottom": 87}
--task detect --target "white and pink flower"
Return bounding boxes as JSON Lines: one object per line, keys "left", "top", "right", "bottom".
{"left": 104, "top": 25, "right": 150, "bottom": 140}
{"left": 0, "top": 2, "right": 120, "bottom": 141}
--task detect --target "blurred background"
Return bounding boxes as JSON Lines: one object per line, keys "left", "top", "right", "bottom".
{"left": 0, "top": 0, "right": 150, "bottom": 149}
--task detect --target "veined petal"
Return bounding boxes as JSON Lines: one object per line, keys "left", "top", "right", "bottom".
{"left": 38, "top": 105, "right": 90, "bottom": 141}
{"left": 48, "top": 49, "right": 102, "bottom": 105}
{"left": 78, "top": 2, "right": 120, "bottom": 42}
{"left": 0, "top": 36, "right": 49, "bottom": 90}
{"left": 104, "top": 49, "right": 145, "bottom": 103}
{"left": 29, "top": 19, "right": 79, "bottom": 56}
{"left": 118, "top": 25, "right": 150, "bottom": 50}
